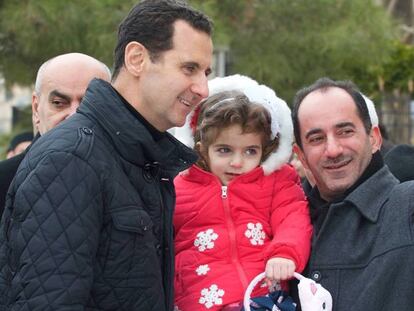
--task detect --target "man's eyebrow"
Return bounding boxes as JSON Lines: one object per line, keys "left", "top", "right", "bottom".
{"left": 182, "top": 61, "right": 199, "bottom": 69}
{"left": 48, "top": 90, "right": 71, "bottom": 102}
{"left": 335, "top": 121, "right": 355, "bottom": 129}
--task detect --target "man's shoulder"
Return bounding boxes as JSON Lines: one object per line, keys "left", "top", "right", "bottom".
{"left": 30, "top": 116, "right": 101, "bottom": 161}
{"left": 374, "top": 177, "right": 414, "bottom": 219}
{"left": 388, "top": 179, "right": 414, "bottom": 198}
{"left": 10, "top": 122, "right": 108, "bottom": 200}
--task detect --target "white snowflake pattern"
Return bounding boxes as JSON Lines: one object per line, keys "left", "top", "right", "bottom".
{"left": 245, "top": 222, "right": 266, "bottom": 245}
{"left": 174, "top": 306, "right": 181, "bottom": 311}
{"left": 194, "top": 229, "right": 218, "bottom": 252}
{"left": 196, "top": 264, "right": 210, "bottom": 276}
{"left": 199, "top": 284, "right": 225, "bottom": 309}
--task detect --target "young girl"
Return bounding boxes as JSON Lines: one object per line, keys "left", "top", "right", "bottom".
{"left": 173, "top": 75, "right": 312, "bottom": 311}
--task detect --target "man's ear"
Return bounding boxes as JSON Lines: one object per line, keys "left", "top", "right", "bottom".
{"left": 370, "top": 125, "right": 382, "bottom": 154}
{"left": 293, "top": 143, "right": 310, "bottom": 170}
{"left": 124, "top": 41, "right": 148, "bottom": 77}
{"left": 32, "top": 92, "right": 40, "bottom": 131}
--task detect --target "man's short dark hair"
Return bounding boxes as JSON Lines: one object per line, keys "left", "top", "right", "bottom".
{"left": 292, "top": 77, "right": 372, "bottom": 148}
{"left": 112, "top": 0, "right": 213, "bottom": 80}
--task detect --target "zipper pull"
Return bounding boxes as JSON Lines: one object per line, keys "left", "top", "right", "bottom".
{"left": 221, "top": 186, "right": 228, "bottom": 198}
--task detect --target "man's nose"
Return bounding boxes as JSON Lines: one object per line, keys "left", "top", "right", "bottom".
{"left": 325, "top": 136, "right": 343, "bottom": 158}
{"left": 191, "top": 74, "right": 209, "bottom": 100}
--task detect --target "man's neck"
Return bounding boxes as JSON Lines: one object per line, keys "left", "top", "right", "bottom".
{"left": 111, "top": 84, "right": 165, "bottom": 141}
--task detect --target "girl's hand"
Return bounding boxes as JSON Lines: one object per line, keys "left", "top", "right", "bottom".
{"left": 265, "top": 257, "right": 296, "bottom": 286}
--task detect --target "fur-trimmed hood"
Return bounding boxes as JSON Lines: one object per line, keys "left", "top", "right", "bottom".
{"left": 174, "top": 74, "right": 293, "bottom": 175}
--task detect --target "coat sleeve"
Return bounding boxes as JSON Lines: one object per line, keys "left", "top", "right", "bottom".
{"left": 263, "top": 165, "right": 313, "bottom": 273}
{"left": 4, "top": 151, "right": 102, "bottom": 310}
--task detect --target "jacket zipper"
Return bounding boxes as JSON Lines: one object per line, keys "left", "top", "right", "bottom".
{"left": 221, "top": 186, "right": 249, "bottom": 289}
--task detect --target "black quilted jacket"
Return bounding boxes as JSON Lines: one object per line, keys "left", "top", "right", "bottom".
{"left": 0, "top": 79, "right": 197, "bottom": 310}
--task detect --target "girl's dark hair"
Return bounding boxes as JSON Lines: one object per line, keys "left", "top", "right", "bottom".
{"left": 194, "top": 90, "right": 279, "bottom": 170}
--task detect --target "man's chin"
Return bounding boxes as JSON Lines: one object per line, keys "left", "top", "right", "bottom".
{"left": 173, "top": 116, "right": 188, "bottom": 128}
{"left": 318, "top": 179, "right": 352, "bottom": 200}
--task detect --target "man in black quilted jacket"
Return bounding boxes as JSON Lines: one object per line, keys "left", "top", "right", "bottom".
{"left": 0, "top": 1, "right": 213, "bottom": 310}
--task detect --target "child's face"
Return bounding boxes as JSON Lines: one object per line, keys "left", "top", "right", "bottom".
{"left": 205, "top": 124, "right": 263, "bottom": 185}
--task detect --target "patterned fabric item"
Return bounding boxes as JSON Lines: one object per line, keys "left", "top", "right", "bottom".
{"left": 243, "top": 291, "right": 296, "bottom": 311}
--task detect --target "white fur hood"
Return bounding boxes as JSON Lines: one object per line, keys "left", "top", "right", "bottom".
{"left": 173, "top": 74, "right": 294, "bottom": 175}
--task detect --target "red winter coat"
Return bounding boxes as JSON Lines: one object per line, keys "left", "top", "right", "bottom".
{"left": 174, "top": 164, "right": 312, "bottom": 311}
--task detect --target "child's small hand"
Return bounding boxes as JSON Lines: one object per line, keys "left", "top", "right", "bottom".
{"left": 265, "top": 257, "right": 296, "bottom": 286}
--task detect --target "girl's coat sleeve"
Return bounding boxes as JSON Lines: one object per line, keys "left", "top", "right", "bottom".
{"left": 263, "top": 165, "right": 313, "bottom": 273}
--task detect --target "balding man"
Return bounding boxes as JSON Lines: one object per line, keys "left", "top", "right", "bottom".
{"left": 32, "top": 52, "right": 111, "bottom": 135}
{"left": 0, "top": 53, "right": 110, "bottom": 214}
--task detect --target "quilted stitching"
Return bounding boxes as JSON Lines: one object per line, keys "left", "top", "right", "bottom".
{"left": 0, "top": 80, "right": 196, "bottom": 311}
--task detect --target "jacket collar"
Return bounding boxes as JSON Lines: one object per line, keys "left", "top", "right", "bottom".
{"left": 308, "top": 152, "right": 398, "bottom": 224}
{"left": 344, "top": 166, "right": 399, "bottom": 222}
{"left": 182, "top": 164, "right": 265, "bottom": 185}
{"left": 79, "top": 79, "right": 197, "bottom": 175}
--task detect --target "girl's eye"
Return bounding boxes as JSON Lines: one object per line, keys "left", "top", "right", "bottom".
{"left": 217, "top": 147, "right": 230, "bottom": 153}
{"left": 246, "top": 149, "right": 258, "bottom": 156}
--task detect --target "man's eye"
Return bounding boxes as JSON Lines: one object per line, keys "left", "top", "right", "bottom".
{"left": 51, "top": 99, "right": 68, "bottom": 108}
{"left": 309, "top": 136, "right": 324, "bottom": 144}
{"left": 340, "top": 129, "right": 354, "bottom": 136}
{"left": 184, "top": 65, "right": 196, "bottom": 74}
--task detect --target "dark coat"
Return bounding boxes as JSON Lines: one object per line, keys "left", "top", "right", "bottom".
{"left": 384, "top": 144, "right": 414, "bottom": 182}
{"left": 305, "top": 166, "right": 414, "bottom": 310}
{"left": 0, "top": 135, "right": 40, "bottom": 218}
{"left": 0, "top": 79, "right": 197, "bottom": 311}
{"left": 0, "top": 152, "right": 25, "bottom": 216}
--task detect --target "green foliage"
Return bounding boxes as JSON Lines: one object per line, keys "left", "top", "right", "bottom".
{"left": 380, "top": 41, "right": 414, "bottom": 92}
{"left": 190, "top": 0, "right": 232, "bottom": 45}
{"left": 0, "top": 132, "right": 14, "bottom": 159}
{"left": 202, "top": 0, "right": 397, "bottom": 102}
{"left": 0, "top": 0, "right": 136, "bottom": 87}
{"left": 0, "top": 0, "right": 401, "bottom": 104}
